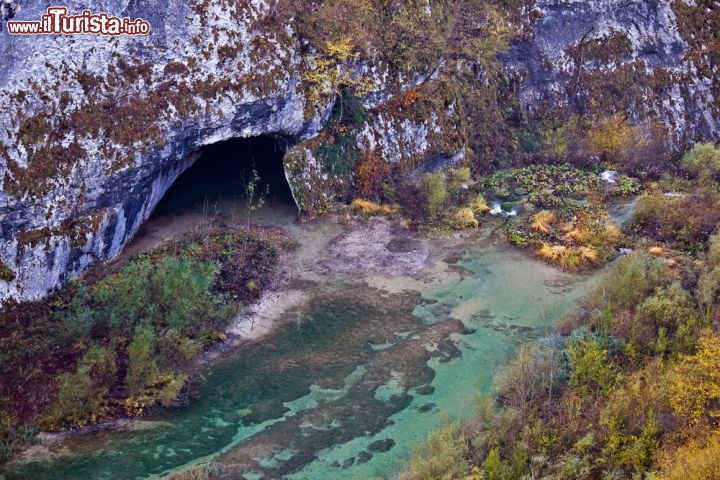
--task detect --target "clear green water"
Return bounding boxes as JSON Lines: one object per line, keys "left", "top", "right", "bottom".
{"left": 3, "top": 239, "right": 595, "bottom": 480}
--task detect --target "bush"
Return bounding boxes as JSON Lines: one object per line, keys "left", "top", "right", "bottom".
{"left": 401, "top": 420, "right": 469, "bottom": 480}
{"left": 481, "top": 446, "right": 529, "bottom": 480}
{"left": 52, "top": 287, "right": 100, "bottom": 346}
{"left": 42, "top": 367, "right": 102, "bottom": 430}
{"left": 419, "top": 171, "right": 449, "bottom": 222}
{"left": 448, "top": 166, "right": 471, "bottom": 188}
{"left": 633, "top": 189, "right": 720, "bottom": 247}
{"left": 350, "top": 198, "right": 398, "bottom": 216}
{"left": 566, "top": 336, "right": 617, "bottom": 397}
{"left": 0, "top": 413, "right": 37, "bottom": 462}
{"left": 147, "top": 256, "right": 218, "bottom": 335}
{"left": 598, "top": 367, "right": 670, "bottom": 475}
{"left": 581, "top": 116, "right": 672, "bottom": 179}
{"left": 585, "top": 254, "right": 668, "bottom": 311}
{"left": 681, "top": 142, "right": 720, "bottom": 180}
{"left": 451, "top": 208, "right": 479, "bottom": 229}
{"left": 157, "top": 329, "right": 203, "bottom": 369}
{"left": 78, "top": 345, "right": 117, "bottom": 388}
{"left": 697, "top": 266, "right": 720, "bottom": 318}
{"left": 40, "top": 346, "right": 117, "bottom": 430}
{"left": 635, "top": 283, "right": 702, "bottom": 355}
{"left": 470, "top": 193, "right": 491, "bottom": 214}
{"left": 125, "top": 324, "right": 160, "bottom": 397}
{"left": 587, "top": 114, "right": 632, "bottom": 158}
{"left": 656, "top": 431, "right": 720, "bottom": 480}
{"left": 667, "top": 331, "right": 720, "bottom": 427}
{"left": 496, "top": 337, "right": 567, "bottom": 410}
{"left": 706, "top": 227, "right": 720, "bottom": 268}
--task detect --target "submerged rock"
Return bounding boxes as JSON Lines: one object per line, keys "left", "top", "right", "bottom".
{"left": 367, "top": 438, "right": 396, "bottom": 453}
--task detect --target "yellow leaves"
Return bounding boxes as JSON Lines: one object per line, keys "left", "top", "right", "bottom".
{"left": 668, "top": 331, "right": 720, "bottom": 427}
{"left": 123, "top": 397, "right": 146, "bottom": 416}
{"left": 536, "top": 242, "right": 568, "bottom": 260}
{"left": 536, "top": 241, "right": 559, "bottom": 261}
{"left": 323, "top": 36, "right": 355, "bottom": 61}
{"left": 301, "top": 34, "right": 374, "bottom": 113}
{"left": 656, "top": 430, "right": 720, "bottom": 480}
{"left": 588, "top": 114, "right": 633, "bottom": 156}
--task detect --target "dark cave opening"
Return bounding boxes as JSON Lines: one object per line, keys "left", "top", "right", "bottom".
{"left": 153, "top": 135, "right": 296, "bottom": 218}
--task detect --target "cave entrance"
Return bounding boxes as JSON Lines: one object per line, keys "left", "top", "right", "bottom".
{"left": 153, "top": 135, "right": 297, "bottom": 223}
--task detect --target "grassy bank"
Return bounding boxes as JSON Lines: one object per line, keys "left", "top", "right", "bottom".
{"left": 400, "top": 143, "right": 720, "bottom": 480}
{"left": 0, "top": 226, "right": 294, "bottom": 462}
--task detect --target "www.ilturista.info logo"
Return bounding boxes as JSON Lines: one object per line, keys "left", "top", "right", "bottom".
{"left": 6, "top": 7, "right": 150, "bottom": 36}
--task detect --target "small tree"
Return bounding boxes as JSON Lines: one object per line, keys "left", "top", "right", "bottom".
{"left": 682, "top": 142, "right": 720, "bottom": 181}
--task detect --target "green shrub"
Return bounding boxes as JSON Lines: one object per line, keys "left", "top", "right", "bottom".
{"left": 157, "top": 329, "right": 203, "bottom": 369}
{"left": 402, "top": 420, "right": 469, "bottom": 480}
{"left": 42, "top": 367, "right": 102, "bottom": 430}
{"left": 566, "top": 336, "right": 617, "bottom": 397}
{"left": 78, "top": 345, "right": 117, "bottom": 388}
{"left": 125, "top": 324, "right": 160, "bottom": 397}
{"left": 92, "top": 259, "right": 153, "bottom": 333}
{"left": 155, "top": 372, "right": 187, "bottom": 407}
{"left": 481, "top": 446, "right": 529, "bottom": 480}
{"left": 611, "top": 175, "right": 639, "bottom": 196}
{"left": 697, "top": 265, "right": 720, "bottom": 318}
{"left": 681, "top": 142, "right": 720, "bottom": 180}
{"left": 635, "top": 282, "right": 702, "bottom": 355}
{"left": 448, "top": 166, "right": 471, "bottom": 188}
{"left": 585, "top": 254, "right": 667, "bottom": 311}
{"left": 419, "top": 171, "right": 449, "bottom": 222}
{"left": 41, "top": 346, "right": 117, "bottom": 430}
{"left": 148, "top": 256, "right": 218, "bottom": 335}
{"left": 0, "top": 413, "right": 37, "bottom": 462}
{"left": 52, "top": 287, "right": 100, "bottom": 346}
{"left": 707, "top": 228, "right": 720, "bottom": 267}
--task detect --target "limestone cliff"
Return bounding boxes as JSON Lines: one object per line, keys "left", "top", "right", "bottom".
{"left": 0, "top": 0, "right": 717, "bottom": 303}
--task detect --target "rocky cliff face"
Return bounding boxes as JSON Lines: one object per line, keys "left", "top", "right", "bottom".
{"left": 505, "top": 0, "right": 718, "bottom": 142}
{"left": 0, "top": 0, "right": 718, "bottom": 304}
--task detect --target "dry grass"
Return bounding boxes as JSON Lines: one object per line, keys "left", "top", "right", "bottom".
{"left": 537, "top": 242, "right": 598, "bottom": 270}
{"left": 537, "top": 242, "right": 567, "bottom": 260}
{"left": 562, "top": 229, "right": 587, "bottom": 244}
{"left": 604, "top": 225, "right": 622, "bottom": 242}
{"left": 578, "top": 246, "right": 600, "bottom": 264}
{"left": 559, "top": 250, "right": 582, "bottom": 270}
{"left": 648, "top": 246, "right": 665, "bottom": 256}
{"left": 559, "top": 222, "right": 576, "bottom": 233}
{"left": 451, "top": 208, "right": 479, "bottom": 229}
{"left": 530, "top": 211, "right": 557, "bottom": 234}
{"left": 470, "top": 194, "right": 491, "bottom": 214}
{"left": 350, "top": 198, "right": 399, "bottom": 216}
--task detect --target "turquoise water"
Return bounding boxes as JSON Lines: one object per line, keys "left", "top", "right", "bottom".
{"left": 3, "top": 238, "right": 595, "bottom": 480}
